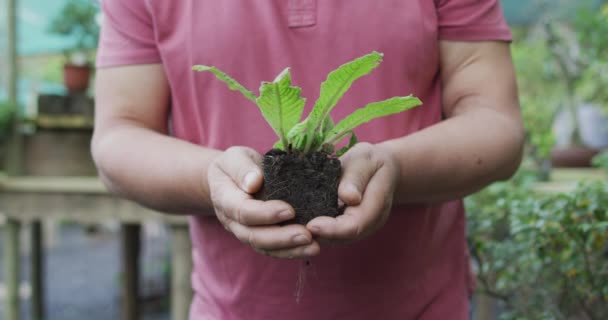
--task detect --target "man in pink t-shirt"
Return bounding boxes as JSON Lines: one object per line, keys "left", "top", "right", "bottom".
{"left": 94, "top": 1, "right": 522, "bottom": 319}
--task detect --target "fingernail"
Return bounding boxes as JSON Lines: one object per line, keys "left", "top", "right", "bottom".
{"left": 308, "top": 225, "right": 321, "bottom": 233}
{"left": 243, "top": 172, "right": 259, "bottom": 191}
{"left": 279, "top": 211, "right": 294, "bottom": 220}
{"left": 293, "top": 234, "right": 310, "bottom": 245}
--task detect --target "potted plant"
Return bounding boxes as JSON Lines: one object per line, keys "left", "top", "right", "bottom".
{"left": 545, "top": 7, "right": 608, "bottom": 167}
{"left": 48, "top": 0, "right": 100, "bottom": 93}
{"left": 193, "top": 52, "right": 422, "bottom": 224}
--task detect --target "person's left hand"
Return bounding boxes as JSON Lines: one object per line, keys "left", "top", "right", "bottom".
{"left": 306, "top": 142, "right": 400, "bottom": 244}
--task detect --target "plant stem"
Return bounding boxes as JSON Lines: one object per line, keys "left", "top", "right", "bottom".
{"left": 302, "top": 126, "right": 314, "bottom": 153}
{"left": 324, "top": 131, "right": 350, "bottom": 148}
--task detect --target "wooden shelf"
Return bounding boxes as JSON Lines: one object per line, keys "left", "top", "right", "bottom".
{"left": 0, "top": 175, "right": 106, "bottom": 194}
{"left": 24, "top": 115, "right": 94, "bottom": 130}
{"left": 534, "top": 168, "right": 606, "bottom": 194}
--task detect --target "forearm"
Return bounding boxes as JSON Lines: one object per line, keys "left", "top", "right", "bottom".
{"left": 380, "top": 105, "right": 524, "bottom": 204}
{"left": 92, "top": 123, "right": 221, "bottom": 214}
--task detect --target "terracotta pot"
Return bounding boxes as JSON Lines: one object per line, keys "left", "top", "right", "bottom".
{"left": 63, "top": 63, "right": 91, "bottom": 93}
{"left": 551, "top": 145, "right": 600, "bottom": 168}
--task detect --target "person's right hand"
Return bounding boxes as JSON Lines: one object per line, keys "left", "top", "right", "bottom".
{"left": 207, "top": 146, "right": 320, "bottom": 259}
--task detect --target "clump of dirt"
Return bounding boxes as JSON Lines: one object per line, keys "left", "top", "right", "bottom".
{"left": 259, "top": 149, "right": 342, "bottom": 225}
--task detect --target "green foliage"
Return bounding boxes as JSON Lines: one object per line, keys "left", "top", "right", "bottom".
{"left": 573, "top": 6, "right": 608, "bottom": 112}
{"left": 466, "top": 172, "right": 608, "bottom": 319}
{"left": 336, "top": 133, "right": 358, "bottom": 157}
{"left": 592, "top": 151, "right": 608, "bottom": 173}
{"left": 191, "top": 65, "right": 257, "bottom": 102}
{"left": 0, "top": 101, "right": 16, "bottom": 137}
{"left": 48, "top": 0, "right": 100, "bottom": 52}
{"left": 193, "top": 52, "right": 422, "bottom": 155}
{"left": 574, "top": 7, "right": 608, "bottom": 62}
{"left": 511, "top": 40, "right": 560, "bottom": 163}
{"left": 576, "top": 61, "right": 608, "bottom": 112}
{"left": 536, "top": 5, "right": 608, "bottom": 144}
{"left": 324, "top": 96, "right": 422, "bottom": 146}
{"left": 302, "top": 52, "right": 383, "bottom": 151}
{"left": 256, "top": 68, "right": 306, "bottom": 149}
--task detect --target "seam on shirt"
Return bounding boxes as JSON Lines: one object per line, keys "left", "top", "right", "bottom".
{"left": 438, "top": 25, "right": 512, "bottom": 42}
{"left": 288, "top": 0, "right": 317, "bottom": 28}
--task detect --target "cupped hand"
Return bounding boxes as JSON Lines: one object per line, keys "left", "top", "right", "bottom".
{"left": 306, "top": 142, "right": 400, "bottom": 244}
{"left": 208, "top": 146, "right": 320, "bottom": 259}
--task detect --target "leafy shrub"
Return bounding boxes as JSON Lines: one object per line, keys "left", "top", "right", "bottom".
{"left": 592, "top": 151, "right": 608, "bottom": 173}
{"left": 466, "top": 172, "right": 608, "bottom": 319}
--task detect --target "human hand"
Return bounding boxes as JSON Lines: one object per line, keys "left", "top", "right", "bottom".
{"left": 208, "top": 146, "right": 320, "bottom": 258}
{"left": 306, "top": 143, "right": 400, "bottom": 244}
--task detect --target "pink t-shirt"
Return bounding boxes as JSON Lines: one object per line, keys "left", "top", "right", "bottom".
{"left": 97, "top": 1, "right": 511, "bottom": 319}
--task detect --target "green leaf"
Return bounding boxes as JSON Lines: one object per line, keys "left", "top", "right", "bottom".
{"left": 287, "top": 117, "right": 333, "bottom": 151}
{"left": 336, "top": 132, "right": 358, "bottom": 157}
{"left": 256, "top": 68, "right": 306, "bottom": 148}
{"left": 287, "top": 121, "right": 308, "bottom": 149}
{"left": 273, "top": 140, "right": 285, "bottom": 151}
{"left": 192, "top": 65, "right": 257, "bottom": 102}
{"left": 325, "top": 96, "right": 422, "bottom": 145}
{"left": 304, "top": 51, "right": 384, "bottom": 150}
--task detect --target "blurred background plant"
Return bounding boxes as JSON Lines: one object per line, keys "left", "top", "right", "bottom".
{"left": 466, "top": 3, "right": 608, "bottom": 318}
{"left": 592, "top": 151, "right": 608, "bottom": 173}
{"left": 541, "top": 3, "right": 608, "bottom": 155}
{"left": 466, "top": 171, "right": 608, "bottom": 319}
{"left": 574, "top": 7, "right": 608, "bottom": 113}
{"left": 47, "top": 0, "right": 100, "bottom": 93}
{"left": 511, "top": 34, "right": 561, "bottom": 177}
{"left": 48, "top": 0, "right": 99, "bottom": 63}
{"left": 0, "top": 100, "right": 16, "bottom": 139}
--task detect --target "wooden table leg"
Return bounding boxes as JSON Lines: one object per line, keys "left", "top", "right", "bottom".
{"left": 30, "top": 220, "right": 45, "bottom": 320}
{"left": 120, "top": 224, "right": 141, "bottom": 320}
{"left": 474, "top": 293, "right": 496, "bottom": 320}
{"left": 4, "top": 218, "right": 21, "bottom": 320}
{"left": 170, "top": 224, "right": 192, "bottom": 320}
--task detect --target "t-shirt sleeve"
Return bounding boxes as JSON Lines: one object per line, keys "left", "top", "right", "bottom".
{"left": 435, "top": 0, "right": 512, "bottom": 42}
{"left": 96, "top": 0, "right": 161, "bottom": 68}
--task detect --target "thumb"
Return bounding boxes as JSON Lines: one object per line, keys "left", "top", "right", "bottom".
{"left": 242, "top": 170, "right": 263, "bottom": 194}
{"left": 220, "top": 147, "right": 264, "bottom": 194}
{"left": 338, "top": 162, "right": 376, "bottom": 206}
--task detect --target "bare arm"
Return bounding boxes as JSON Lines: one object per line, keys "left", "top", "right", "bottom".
{"left": 93, "top": 65, "right": 318, "bottom": 258}
{"left": 309, "top": 41, "right": 524, "bottom": 241}
{"left": 92, "top": 65, "right": 221, "bottom": 214}
{"left": 380, "top": 41, "right": 524, "bottom": 203}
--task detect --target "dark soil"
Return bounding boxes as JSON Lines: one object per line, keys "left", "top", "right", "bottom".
{"left": 259, "top": 149, "right": 342, "bottom": 225}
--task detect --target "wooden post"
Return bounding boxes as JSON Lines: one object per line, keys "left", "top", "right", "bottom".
{"left": 4, "top": 2, "right": 22, "bottom": 318}
{"left": 30, "top": 221, "right": 45, "bottom": 320}
{"left": 474, "top": 293, "right": 496, "bottom": 320}
{"left": 4, "top": 219, "right": 21, "bottom": 320}
{"left": 5, "top": 0, "right": 22, "bottom": 175}
{"left": 120, "top": 224, "right": 141, "bottom": 320}
{"left": 170, "top": 224, "right": 193, "bottom": 320}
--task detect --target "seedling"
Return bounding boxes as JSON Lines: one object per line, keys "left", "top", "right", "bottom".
{"left": 194, "top": 52, "right": 422, "bottom": 224}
